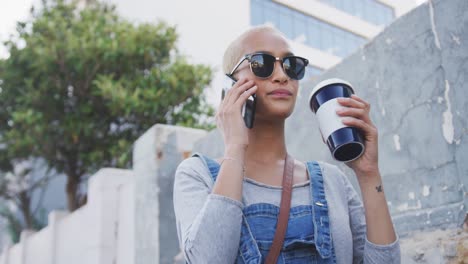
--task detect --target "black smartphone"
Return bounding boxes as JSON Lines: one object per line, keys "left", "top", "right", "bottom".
{"left": 221, "top": 74, "right": 256, "bottom": 128}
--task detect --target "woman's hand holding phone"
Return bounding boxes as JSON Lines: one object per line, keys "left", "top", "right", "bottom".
{"left": 212, "top": 78, "right": 256, "bottom": 201}
{"left": 216, "top": 78, "right": 257, "bottom": 149}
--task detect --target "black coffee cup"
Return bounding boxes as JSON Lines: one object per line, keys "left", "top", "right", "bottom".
{"left": 309, "top": 78, "right": 365, "bottom": 162}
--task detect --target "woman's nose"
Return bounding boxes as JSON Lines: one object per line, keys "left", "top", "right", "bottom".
{"left": 271, "top": 60, "right": 289, "bottom": 83}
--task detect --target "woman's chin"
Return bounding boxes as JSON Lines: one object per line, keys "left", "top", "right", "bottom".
{"left": 254, "top": 100, "right": 296, "bottom": 120}
{"left": 256, "top": 108, "right": 294, "bottom": 122}
{"left": 271, "top": 104, "right": 295, "bottom": 117}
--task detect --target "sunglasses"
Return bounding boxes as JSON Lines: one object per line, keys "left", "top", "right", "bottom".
{"left": 228, "top": 52, "right": 309, "bottom": 80}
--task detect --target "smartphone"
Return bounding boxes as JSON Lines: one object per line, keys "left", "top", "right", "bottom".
{"left": 221, "top": 74, "right": 256, "bottom": 128}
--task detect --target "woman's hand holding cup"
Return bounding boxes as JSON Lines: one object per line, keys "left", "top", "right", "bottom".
{"left": 309, "top": 78, "right": 379, "bottom": 179}
{"left": 336, "top": 94, "right": 379, "bottom": 176}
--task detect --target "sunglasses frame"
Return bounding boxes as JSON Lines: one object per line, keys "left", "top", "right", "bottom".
{"left": 228, "top": 52, "right": 309, "bottom": 80}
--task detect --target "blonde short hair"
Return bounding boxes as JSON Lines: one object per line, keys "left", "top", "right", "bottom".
{"left": 222, "top": 25, "right": 288, "bottom": 74}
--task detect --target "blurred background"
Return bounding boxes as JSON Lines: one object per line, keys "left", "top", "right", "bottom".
{"left": 2, "top": 0, "right": 467, "bottom": 264}
{"left": 1, "top": 0, "right": 427, "bottom": 105}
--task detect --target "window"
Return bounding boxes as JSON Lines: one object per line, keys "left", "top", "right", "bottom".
{"left": 250, "top": 0, "right": 367, "bottom": 58}
{"left": 306, "top": 17, "right": 320, "bottom": 48}
{"left": 302, "top": 65, "right": 324, "bottom": 82}
{"left": 264, "top": 1, "right": 280, "bottom": 27}
{"left": 279, "top": 8, "right": 294, "bottom": 39}
{"left": 250, "top": 0, "right": 264, "bottom": 26}
{"left": 319, "top": 0, "right": 395, "bottom": 26}
{"left": 293, "top": 13, "right": 307, "bottom": 43}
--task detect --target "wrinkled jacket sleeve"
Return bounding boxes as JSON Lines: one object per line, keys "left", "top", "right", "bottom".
{"left": 173, "top": 157, "right": 244, "bottom": 264}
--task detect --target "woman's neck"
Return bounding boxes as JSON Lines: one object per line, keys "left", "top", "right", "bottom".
{"left": 245, "top": 119, "right": 287, "bottom": 164}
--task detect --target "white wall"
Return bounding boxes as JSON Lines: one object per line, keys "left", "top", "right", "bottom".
{"left": 0, "top": 168, "right": 134, "bottom": 264}
{"left": 378, "top": 0, "right": 419, "bottom": 17}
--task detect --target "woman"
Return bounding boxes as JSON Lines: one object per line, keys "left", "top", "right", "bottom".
{"left": 173, "top": 26, "right": 399, "bottom": 263}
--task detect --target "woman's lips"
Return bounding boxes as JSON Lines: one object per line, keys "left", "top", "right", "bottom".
{"left": 268, "top": 89, "right": 293, "bottom": 98}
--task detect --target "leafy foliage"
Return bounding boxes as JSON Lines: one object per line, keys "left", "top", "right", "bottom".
{"left": 0, "top": 158, "right": 50, "bottom": 242}
{"left": 0, "top": 0, "right": 213, "bottom": 210}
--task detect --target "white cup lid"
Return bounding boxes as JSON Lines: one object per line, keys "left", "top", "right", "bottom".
{"left": 308, "top": 78, "right": 354, "bottom": 106}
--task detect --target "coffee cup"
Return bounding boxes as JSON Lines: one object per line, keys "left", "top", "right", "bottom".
{"left": 309, "top": 78, "right": 365, "bottom": 162}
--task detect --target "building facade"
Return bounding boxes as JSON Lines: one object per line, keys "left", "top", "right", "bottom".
{"left": 107, "top": 0, "right": 419, "bottom": 104}
{"left": 250, "top": 0, "right": 416, "bottom": 78}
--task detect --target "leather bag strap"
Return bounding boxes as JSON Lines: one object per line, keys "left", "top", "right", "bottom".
{"left": 265, "top": 154, "right": 294, "bottom": 264}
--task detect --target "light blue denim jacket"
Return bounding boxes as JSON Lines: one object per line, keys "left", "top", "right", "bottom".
{"left": 173, "top": 154, "right": 400, "bottom": 264}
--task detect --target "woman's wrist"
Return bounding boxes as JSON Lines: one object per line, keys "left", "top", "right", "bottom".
{"left": 354, "top": 167, "right": 384, "bottom": 190}
{"left": 212, "top": 144, "right": 247, "bottom": 201}
{"left": 358, "top": 174, "right": 385, "bottom": 195}
{"left": 224, "top": 143, "right": 248, "bottom": 157}
{"left": 353, "top": 164, "right": 379, "bottom": 179}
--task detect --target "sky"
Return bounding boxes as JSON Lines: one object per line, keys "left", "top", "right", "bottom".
{"left": 0, "top": 0, "right": 38, "bottom": 58}
{"left": 0, "top": 0, "right": 428, "bottom": 58}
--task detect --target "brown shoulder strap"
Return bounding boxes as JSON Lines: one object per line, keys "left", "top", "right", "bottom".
{"left": 265, "top": 154, "right": 294, "bottom": 264}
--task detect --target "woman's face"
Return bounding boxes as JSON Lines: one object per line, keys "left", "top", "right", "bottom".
{"left": 233, "top": 30, "right": 300, "bottom": 122}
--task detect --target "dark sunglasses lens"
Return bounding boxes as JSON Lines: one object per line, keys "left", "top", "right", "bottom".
{"left": 250, "top": 54, "right": 275, "bottom": 78}
{"left": 284, "top": 57, "right": 307, "bottom": 80}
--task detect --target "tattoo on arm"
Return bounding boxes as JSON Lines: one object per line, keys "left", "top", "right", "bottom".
{"left": 375, "top": 185, "right": 383, "bottom": 193}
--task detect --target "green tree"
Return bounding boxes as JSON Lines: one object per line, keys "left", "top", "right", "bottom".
{"left": 0, "top": 0, "right": 213, "bottom": 211}
{"left": 0, "top": 158, "right": 50, "bottom": 243}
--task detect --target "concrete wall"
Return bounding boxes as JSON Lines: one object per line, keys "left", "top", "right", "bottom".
{"left": 0, "top": 168, "right": 134, "bottom": 264}
{"left": 133, "top": 124, "right": 207, "bottom": 264}
{"left": 321, "top": 0, "right": 467, "bottom": 233}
